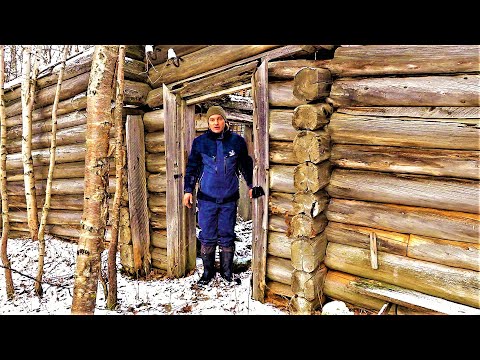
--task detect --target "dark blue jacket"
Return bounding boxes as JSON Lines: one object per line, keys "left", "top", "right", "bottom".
{"left": 184, "top": 128, "right": 253, "bottom": 203}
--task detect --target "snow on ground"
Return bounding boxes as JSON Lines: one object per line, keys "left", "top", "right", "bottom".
{"left": 0, "top": 219, "right": 287, "bottom": 315}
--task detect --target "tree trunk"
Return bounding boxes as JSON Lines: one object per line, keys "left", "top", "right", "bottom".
{"left": 293, "top": 67, "right": 331, "bottom": 102}
{"left": 269, "top": 165, "right": 295, "bottom": 193}
{"left": 269, "top": 109, "right": 296, "bottom": 141}
{"left": 145, "top": 131, "right": 165, "bottom": 153}
{"left": 325, "top": 242, "right": 480, "bottom": 308}
{"left": 292, "top": 190, "right": 328, "bottom": 217}
{"left": 268, "top": 59, "right": 328, "bottom": 80}
{"left": 292, "top": 103, "right": 332, "bottom": 130}
{"left": 331, "top": 144, "right": 480, "bottom": 180}
{"left": 327, "top": 169, "right": 480, "bottom": 214}
{"left": 325, "top": 221, "right": 409, "bottom": 256}
{"left": 269, "top": 80, "right": 307, "bottom": 108}
{"left": 143, "top": 109, "right": 164, "bottom": 132}
{"left": 291, "top": 264, "right": 327, "bottom": 301}
{"left": 267, "top": 231, "right": 293, "bottom": 259}
{"left": 407, "top": 234, "right": 479, "bottom": 271}
{"left": 269, "top": 141, "right": 296, "bottom": 165}
{"left": 328, "top": 112, "right": 480, "bottom": 151}
{"left": 71, "top": 45, "right": 119, "bottom": 315}
{"left": 326, "top": 45, "right": 480, "bottom": 77}
{"left": 0, "top": 45, "right": 14, "bottom": 299}
{"left": 294, "top": 161, "right": 331, "bottom": 192}
{"left": 326, "top": 198, "right": 479, "bottom": 244}
{"left": 293, "top": 129, "right": 330, "bottom": 164}
{"left": 328, "top": 74, "right": 480, "bottom": 107}
{"left": 268, "top": 191, "right": 294, "bottom": 216}
{"left": 145, "top": 153, "right": 166, "bottom": 173}
{"left": 291, "top": 233, "right": 327, "bottom": 272}
{"left": 266, "top": 255, "right": 294, "bottom": 285}
{"left": 290, "top": 213, "right": 328, "bottom": 238}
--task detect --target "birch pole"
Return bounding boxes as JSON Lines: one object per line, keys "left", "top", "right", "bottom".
{"left": 71, "top": 45, "right": 119, "bottom": 315}
{"left": 0, "top": 45, "right": 14, "bottom": 299}
{"left": 107, "top": 45, "right": 125, "bottom": 310}
{"left": 36, "top": 45, "right": 69, "bottom": 297}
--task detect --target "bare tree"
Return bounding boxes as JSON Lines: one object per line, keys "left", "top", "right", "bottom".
{"left": 106, "top": 45, "right": 126, "bottom": 310}
{"left": 36, "top": 45, "right": 70, "bottom": 297}
{"left": 0, "top": 45, "right": 14, "bottom": 299}
{"left": 71, "top": 45, "right": 119, "bottom": 314}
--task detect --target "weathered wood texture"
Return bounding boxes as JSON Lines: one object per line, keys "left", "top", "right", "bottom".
{"left": 148, "top": 45, "right": 280, "bottom": 87}
{"left": 269, "top": 81, "right": 307, "bottom": 108}
{"left": 267, "top": 231, "right": 293, "bottom": 259}
{"left": 266, "top": 280, "right": 294, "bottom": 298}
{"left": 269, "top": 191, "right": 294, "bottom": 216}
{"left": 151, "top": 247, "right": 168, "bottom": 270}
{"left": 268, "top": 59, "right": 327, "bottom": 80}
{"left": 150, "top": 230, "right": 167, "bottom": 249}
{"left": 294, "top": 161, "right": 331, "bottom": 193}
{"left": 292, "top": 190, "right": 329, "bottom": 217}
{"left": 292, "top": 103, "right": 333, "bottom": 130}
{"left": 290, "top": 213, "right": 328, "bottom": 239}
{"left": 123, "top": 80, "right": 151, "bottom": 106}
{"left": 291, "top": 233, "right": 327, "bottom": 272}
{"left": 326, "top": 198, "right": 479, "bottom": 244}
{"left": 125, "top": 45, "right": 145, "bottom": 61}
{"left": 145, "top": 153, "right": 166, "bottom": 173}
{"left": 328, "top": 74, "right": 480, "bottom": 107}
{"left": 336, "top": 106, "right": 480, "bottom": 119}
{"left": 269, "top": 165, "right": 295, "bottom": 193}
{"left": 269, "top": 141, "right": 296, "bottom": 165}
{"left": 145, "top": 131, "right": 165, "bottom": 153}
{"left": 292, "top": 264, "right": 327, "bottom": 301}
{"left": 326, "top": 45, "right": 480, "bottom": 77}
{"left": 7, "top": 177, "right": 116, "bottom": 196}
{"left": 148, "top": 45, "right": 208, "bottom": 65}
{"left": 268, "top": 213, "right": 291, "bottom": 234}
{"left": 147, "top": 173, "right": 166, "bottom": 193}
{"left": 143, "top": 109, "right": 164, "bottom": 132}
{"left": 266, "top": 255, "right": 294, "bottom": 285}
{"left": 293, "top": 129, "right": 330, "bottom": 164}
{"left": 327, "top": 169, "right": 480, "bottom": 214}
{"left": 331, "top": 144, "right": 480, "bottom": 180}
{"left": 293, "top": 67, "right": 331, "bottom": 102}
{"left": 148, "top": 193, "right": 166, "bottom": 214}
{"left": 328, "top": 112, "right": 480, "bottom": 150}
{"left": 324, "top": 242, "right": 480, "bottom": 308}
{"left": 269, "top": 109, "right": 297, "bottom": 141}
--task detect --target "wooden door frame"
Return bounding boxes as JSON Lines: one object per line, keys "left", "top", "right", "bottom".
{"left": 162, "top": 61, "right": 269, "bottom": 303}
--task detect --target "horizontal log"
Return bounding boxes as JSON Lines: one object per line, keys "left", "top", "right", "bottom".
{"left": 325, "top": 242, "right": 480, "bottom": 308}
{"left": 150, "top": 212, "right": 166, "bottom": 229}
{"left": 291, "top": 294, "right": 322, "bottom": 315}
{"left": 292, "top": 190, "right": 328, "bottom": 217}
{"left": 269, "top": 80, "right": 307, "bottom": 108}
{"left": 7, "top": 177, "right": 116, "bottom": 196}
{"left": 5, "top": 72, "right": 90, "bottom": 118}
{"left": 266, "top": 280, "right": 293, "bottom": 298}
{"left": 328, "top": 112, "right": 480, "bottom": 151}
{"left": 148, "top": 45, "right": 280, "bottom": 87}
{"left": 292, "top": 264, "right": 327, "bottom": 301}
{"left": 292, "top": 103, "right": 333, "bottom": 131}
{"left": 291, "top": 233, "right": 327, "bottom": 272}
{"left": 293, "top": 67, "right": 331, "bottom": 102}
{"left": 269, "top": 165, "right": 295, "bottom": 193}
{"left": 203, "top": 95, "right": 253, "bottom": 113}
{"left": 150, "top": 230, "right": 167, "bottom": 249}
{"left": 7, "top": 110, "right": 87, "bottom": 141}
{"left": 151, "top": 247, "right": 168, "bottom": 270}
{"left": 327, "top": 169, "right": 480, "bottom": 214}
{"left": 290, "top": 213, "right": 328, "bottom": 238}
{"left": 331, "top": 144, "right": 480, "bottom": 180}
{"left": 326, "top": 198, "right": 480, "bottom": 244}
{"left": 269, "top": 141, "right": 296, "bottom": 165}
{"left": 147, "top": 173, "right": 166, "bottom": 193}
{"left": 323, "top": 270, "right": 432, "bottom": 314}
{"left": 145, "top": 131, "right": 165, "bottom": 153}
{"left": 124, "top": 80, "right": 151, "bottom": 106}
{"left": 325, "top": 221, "right": 409, "bottom": 256}
{"left": 148, "top": 193, "right": 166, "bottom": 214}
{"left": 328, "top": 74, "right": 480, "bottom": 107}
{"left": 143, "top": 109, "right": 164, "bottom": 132}
{"left": 268, "top": 59, "right": 327, "bottom": 80}
{"left": 148, "top": 45, "right": 208, "bottom": 65}
{"left": 6, "top": 92, "right": 87, "bottom": 128}
{"left": 294, "top": 161, "right": 331, "bottom": 193}
{"left": 267, "top": 231, "right": 293, "bottom": 259}
{"left": 336, "top": 106, "right": 480, "bottom": 119}
{"left": 407, "top": 234, "right": 479, "bottom": 271}
{"left": 8, "top": 194, "right": 85, "bottom": 211}
{"left": 145, "top": 87, "right": 163, "bottom": 109}
{"left": 269, "top": 109, "right": 297, "bottom": 141}
{"left": 8, "top": 209, "right": 82, "bottom": 225}
{"left": 268, "top": 191, "right": 294, "bottom": 216}
{"left": 124, "top": 57, "right": 148, "bottom": 82}
{"left": 293, "top": 129, "right": 330, "bottom": 164}
{"left": 145, "top": 153, "right": 166, "bottom": 173}
{"left": 327, "top": 45, "right": 480, "bottom": 77}
{"left": 268, "top": 213, "right": 291, "bottom": 234}
{"left": 266, "top": 255, "right": 294, "bottom": 285}
{"left": 125, "top": 45, "right": 145, "bottom": 61}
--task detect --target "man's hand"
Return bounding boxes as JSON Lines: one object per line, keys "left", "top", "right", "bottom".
{"left": 183, "top": 193, "right": 193, "bottom": 208}
{"left": 249, "top": 188, "right": 253, "bottom": 199}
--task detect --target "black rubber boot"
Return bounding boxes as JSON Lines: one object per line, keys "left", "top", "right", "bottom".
{"left": 219, "top": 245, "right": 235, "bottom": 283}
{"left": 198, "top": 244, "right": 216, "bottom": 285}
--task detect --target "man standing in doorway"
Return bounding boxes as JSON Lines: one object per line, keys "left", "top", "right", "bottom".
{"left": 183, "top": 105, "right": 253, "bottom": 285}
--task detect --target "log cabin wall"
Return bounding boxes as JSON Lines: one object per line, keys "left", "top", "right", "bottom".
{"left": 321, "top": 45, "right": 480, "bottom": 314}
{"left": 1, "top": 45, "right": 148, "bottom": 274}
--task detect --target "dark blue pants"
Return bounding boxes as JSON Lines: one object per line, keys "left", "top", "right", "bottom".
{"left": 197, "top": 199, "right": 237, "bottom": 247}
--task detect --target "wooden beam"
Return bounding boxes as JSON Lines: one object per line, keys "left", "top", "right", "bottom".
{"left": 251, "top": 60, "right": 269, "bottom": 302}
{"left": 126, "top": 115, "right": 151, "bottom": 273}
{"left": 185, "top": 83, "right": 252, "bottom": 105}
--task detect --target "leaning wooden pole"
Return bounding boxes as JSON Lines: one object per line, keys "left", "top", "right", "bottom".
{"left": 107, "top": 45, "right": 125, "bottom": 310}
{"left": 0, "top": 45, "right": 14, "bottom": 299}
{"left": 71, "top": 45, "right": 119, "bottom": 315}
{"left": 36, "top": 45, "right": 69, "bottom": 297}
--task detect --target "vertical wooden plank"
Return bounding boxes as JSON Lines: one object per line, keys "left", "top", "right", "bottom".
{"left": 163, "top": 85, "right": 186, "bottom": 277}
{"left": 126, "top": 115, "right": 151, "bottom": 273}
{"left": 251, "top": 60, "right": 269, "bottom": 302}
{"left": 370, "top": 232, "right": 379, "bottom": 269}
{"left": 182, "top": 101, "right": 197, "bottom": 272}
